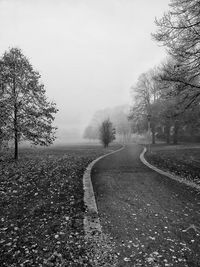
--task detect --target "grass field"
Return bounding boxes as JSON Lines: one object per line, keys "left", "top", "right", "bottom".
{"left": 145, "top": 144, "right": 200, "bottom": 186}
{"left": 0, "top": 144, "right": 120, "bottom": 267}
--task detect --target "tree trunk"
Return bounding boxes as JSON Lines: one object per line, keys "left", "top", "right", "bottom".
{"left": 173, "top": 120, "right": 179, "bottom": 145}
{"left": 13, "top": 73, "right": 18, "bottom": 160}
{"left": 151, "top": 122, "right": 156, "bottom": 144}
{"left": 0, "top": 128, "right": 2, "bottom": 151}
{"left": 152, "top": 131, "right": 155, "bottom": 144}
{"left": 14, "top": 103, "right": 18, "bottom": 160}
{"left": 165, "top": 121, "right": 170, "bottom": 144}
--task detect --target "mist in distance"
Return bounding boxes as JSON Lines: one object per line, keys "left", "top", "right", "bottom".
{"left": 0, "top": 0, "right": 169, "bottom": 144}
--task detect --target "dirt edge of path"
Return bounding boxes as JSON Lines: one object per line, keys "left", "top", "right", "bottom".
{"left": 140, "top": 146, "right": 200, "bottom": 191}
{"left": 83, "top": 145, "right": 125, "bottom": 239}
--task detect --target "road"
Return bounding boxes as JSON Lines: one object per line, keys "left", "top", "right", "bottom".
{"left": 91, "top": 144, "right": 200, "bottom": 267}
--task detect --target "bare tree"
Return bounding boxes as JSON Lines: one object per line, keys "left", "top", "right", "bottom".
{"left": 129, "top": 70, "right": 160, "bottom": 144}
{"left": 152, "top": 0, "right": 200, "bottom": 108}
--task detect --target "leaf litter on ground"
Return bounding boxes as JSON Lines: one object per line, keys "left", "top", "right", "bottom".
{"left": 146, "top": 147, "right": 200, "bottom": 186}
{"left": 0, "top": 144, "right": 120, "bottom": 267}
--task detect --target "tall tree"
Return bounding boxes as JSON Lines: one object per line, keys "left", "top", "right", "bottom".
{"left": 152, "top": 0, "right": 200, "bottom": 108}
{"left": 0, "top": 75, "right": 6, "bottom": 146}
{"left": 0, "top": 48, "right": 58, "bottom": 159}
{"left": 99, "top": 119, "right": 116, "bottom": 148}
{"left": 129, "top": 70, "right": 160, "bottom": 144}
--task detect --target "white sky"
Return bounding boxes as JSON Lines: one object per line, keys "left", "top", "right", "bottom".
{"left": 0, "top": 0, "right": 169, "bottom": 142}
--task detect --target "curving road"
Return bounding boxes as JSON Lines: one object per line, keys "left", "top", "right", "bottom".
{"left": 91, "top": 144, "right": 200, "bottom": 267}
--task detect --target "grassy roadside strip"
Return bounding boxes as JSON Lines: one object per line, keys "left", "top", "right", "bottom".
{"left": 0, "top": 144, "right": 120, "bottom": 267}
{"left": 145, "top": 145, "right": 200, "bottom": 187}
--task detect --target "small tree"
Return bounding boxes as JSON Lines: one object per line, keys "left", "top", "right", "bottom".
{"left": 99, "top": 119, "right": 116, "bottom": 148}
{"left": 0, "top": 48, "right": 58, "bottom": 159}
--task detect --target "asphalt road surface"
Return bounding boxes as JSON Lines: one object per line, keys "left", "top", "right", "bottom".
{"left": 91, "top": 144, "right": 200, "bottom": 267}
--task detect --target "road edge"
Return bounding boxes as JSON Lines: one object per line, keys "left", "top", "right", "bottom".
{"left": 83, "top": 145, "right": 125, "bottom": 239}
{"left": 140, "top": 146, "right": 200, "bottom": 191}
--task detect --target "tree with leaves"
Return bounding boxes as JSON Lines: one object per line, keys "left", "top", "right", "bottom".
{"left": 84, "top": 105, "right": 132, "bottom": 144}
{"left": 99, "top": 119, "right": 116, "bottom": 148}
{"left": 0, "top": 48, "right": 58, "bottom": 159}
{"left": 0, "top": 77, "right": 7, "bottom": 149}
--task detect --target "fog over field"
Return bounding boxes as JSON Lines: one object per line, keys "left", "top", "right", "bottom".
{"left": 1, "top": 1, "right": 200, "bottom": 265}
{"left": 0, "top": 0, "right": 169, "bottom": 143}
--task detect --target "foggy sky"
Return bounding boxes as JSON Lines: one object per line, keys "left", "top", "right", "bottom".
{"left": 0, "top": 0, "right": 169, "bottom": 142}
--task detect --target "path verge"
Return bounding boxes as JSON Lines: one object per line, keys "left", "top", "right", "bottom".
{"left": 140, "top": 146, "right": 200, "bottom": 191}
{"left": 83, "top": 145, "right": 125, "bottom": 239}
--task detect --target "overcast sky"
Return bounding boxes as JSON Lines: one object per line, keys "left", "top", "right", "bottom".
{"left": 0, "top": 0, "right": 169, "bottom": 142}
